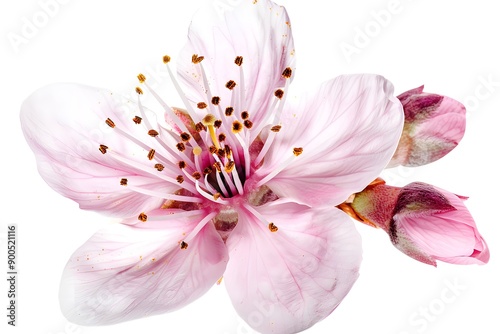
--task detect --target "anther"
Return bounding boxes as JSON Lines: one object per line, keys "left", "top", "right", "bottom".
{"left": 217, "top": 148, "right": 226, "bottom": 157}
{"left": 99, "top": 144, "right": 108, "bottom": 154}
{"left": 180, "top": 132, "right": 191, "bottom": 142}
{"left": 147, "top": 149, "right": 156, "bottom": 160}
{"left": 191, "top": 54, "right": 204, "bottom": 64}
{"left": 163, "top": 55, "right": 171, "bottom": 64}
{"left": 213, "top": 193, "right": 221, "bottom": 200}
{"left": 176, "top": 175, "right": 184, "bottom": 184}
{"left": 232, "top": 120, "right": 243, "bottom": 133}
{"left": 211, "top": 96, "right": 221, "bottom": 105}
{"left": 226, "top": 80, "right": 237, "bottom": 90}
{"left": 203, "top": 166, "right": 213, "bottom": 175}
{"left": 282, "top": 67, "right": 293, "bottom": 79}
{"left": 132, "top": 116, "right": 142, "bottom": 124}
{"left": 138, "top": 212, "right": 148, "bottom": 222}
{"left": 268, "top": 222, "right": 279, "bottom": 232}
{"left": 234, "top": 56, "right": 243, "bottom": 66}
{"left": 195, "top": 122, "right": 206, "bottom": 132}
{"left": 135, "top": 87, "right": 144, "bottom": 95}
{"left": 105, "top": 118, "right": 115, "bottom": 128}
{"left": 120, "top": 178, "right": 128, "bottom": 186}
{"left": 214, "top": 120, "right": 222, "bottom": 128}
{"left": 274, "top": 89, "right": 284, "bottom": 99}
{"left": 180, "top": 241, "right": 188, "bottom": 249}
{"left": 218, "top": 133, "right": 226, "bottom": 142}
{"left": 293, "top": 147, "right": 303, "bottom": 156}
{"left": 225, "top": 146, "right": 232, "bottom": 159}
{"left": 178, "top": 161, "right": 187, "bottom": 169}
{"left": 241, "top": 111, "right": 249, "bottom": 120}
{"left": 209, "top": 145, "right": 218, "bottom": 154}
{"left": 154, "top": 163, "right": 164, "bottom": 171}
{"left": 176, "top": 142, "right": 186, "bottom": 152}
{"left": 148, "top": 129, "right": 159, "bottom": 137}
{"left": 192, "top": 171, "right": 202, "bottom": 180}
{"left": 197, "top": 102, "right": 208, "bottom": 109}
{"left": 225, "top": 107, "right": 234, "bottom": 116}
{"left": 244, "top": 120, "right": 253, "bottom": 129}
{"left": 137, "top": 73, "right": 146, "bottom": 83}
{"left": 213, "top": 162, "right": 222, "bottom": 172}
{"left": 271, "top": 125, "right": 282, "bottom": 132}
{"left": 225, "top": 161, "right": 235, "bottom": 173}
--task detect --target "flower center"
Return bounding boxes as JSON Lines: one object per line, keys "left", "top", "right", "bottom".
{"left": 98, "top": 54, "right": 295, "bottom": 245}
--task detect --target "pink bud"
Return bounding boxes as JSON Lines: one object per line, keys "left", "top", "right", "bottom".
{"left": 347, "top": 181, "right": 489, "bottom": 266}
{"left": 388, "top": 86, "right": 466, "bottom": 167}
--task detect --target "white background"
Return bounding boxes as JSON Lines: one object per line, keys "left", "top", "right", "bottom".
{"left": 1, "top": 0, "right": 499, "bottom": 333}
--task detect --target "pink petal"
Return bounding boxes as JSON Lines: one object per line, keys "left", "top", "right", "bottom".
{"left": 21, "top": 83, "right": 180, "bottom": 218}
{"left": 256, "top": 74, "right": 404, "bottom": 207}
{"left": 224, "top": 201, "right": 361, "bottom": 333}
{"left": 59, "top": 210, "right": 228, "bottom": 325}
{"left": 177, "top": 0, "right": 295, "bottom": 131}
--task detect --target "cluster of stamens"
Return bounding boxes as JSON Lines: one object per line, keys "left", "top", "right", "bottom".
{"left": 97, "top": 54, "right": 301, "bottom": 247}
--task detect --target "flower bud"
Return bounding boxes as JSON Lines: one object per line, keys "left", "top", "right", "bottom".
{"left": 344, "top": 181, "right": 489, "bottom": 266}
{"left": 388, "top": 86, "right": 466, "bottom": 167}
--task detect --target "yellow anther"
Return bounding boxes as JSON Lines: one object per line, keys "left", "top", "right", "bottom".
{"left": 137, "top": 73, "right": 146, "bottom": 83}
{"left": 163, "top": 55, "right": 171, "bottom": 64}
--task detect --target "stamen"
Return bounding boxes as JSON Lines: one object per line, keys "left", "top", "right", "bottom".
{"left": 274, "top": 89, "right": 284, "bottom": 99}
{"left": 218, "top": 133, "right": 226, "bottom": 142}
{"left": 137, "top": 73, "right": 146, "bottom": 83}
{"left": 192, "top": 171, "right": 202, "bottom": 180}
{"left": 225, "top": 107, "right": 234, "bottom": 116}
{"left": 181, "top": 211, "right": 217, "bottom": 248}
{"left": 212, "top": 96, "right": 221, "bottom": 105}
{"left": 268, "top": 222, "right": 279, "bottom": 232}
{"left": 99, "top": 144, "right": 108, "bottom": 154}
{"left": 176, "top": 175, "right": 184, "bottom": 184}
{"left": 180, "top": 132, "right": 191, "bottom": 142}
{"left": 178, "top": 161, "right": 187, "bottom": 169}
{"left": 162, "top": 55, "right": 171, "bottom": 64}
{"left": 138, "top": 212, "right": 148, "bottom": 222}
{"left": 197, "top": 102, "right": 208, "bottom": 109}
{"left": 293, "top": 147, "right": 304, "bottom": 156}
{"left": 225, "top": 161, "right": 235, "bottom": 173}
{"left": 241, "top": 111, "right": 249, "bottom": 120}
{"left": 148, "top": 129, "right": 159, "bottom": 137}
{"left": 105, "top": 118, "right": 115, "bottom": 128}
{"left": 232, "top": 121, "right": 243, "bottom": 133}
{"left": 135, "top": 87, "right": 144, "bottom": 95}
{"left": 120, "top": 178, "right": 128, "bottom": 186}
{"left": 214, "top": 120, "right": 222, "bottom": 128}
{"left": 282, "top": 67, "right": 293, "bottom": 79}
{"left": 132, "top": 116, "right": 142, "bottom": 124}
{"left": 192, "top": 54, "right": 204, "bottom": 64}
{"left": 203, "top": 166, "right": 213, "bottom": 175}
{"left": 180, "top": 241, "right": 188, "bottom": 249}
{"left": 271, "top": 125, "right": 282, "bottom": 132}
{"left": 244, "top": 120, "right": 253, "bottom": 129}
{"left": 176, "top": 142, "right": 186, "bottom": 152}
{"left": 195, "top": 181, "right": 228, "bottom": 205}
{"left": 234, "top": 56, "right": 243, "bottom": 66}
{"left": 195, "top": 122, "right": 206, "bottom": 132}
{"left": 147, "top": 149, "right": 156, "bottom": 160}
{"left": 154, "top": 163, "right": 164, "bottom": 171}
{"left": 226, "top": 80, "right": 237, "bottom": 90}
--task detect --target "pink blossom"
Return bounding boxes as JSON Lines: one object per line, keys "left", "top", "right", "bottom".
{"left": 345, "top": 180, "right": 489, "bottom": 266}
{"left": 20, "top": 0, "right": 404, "bottom": 332}
{"left": 389, "top": 85, "right": 466, "bottom": 167}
